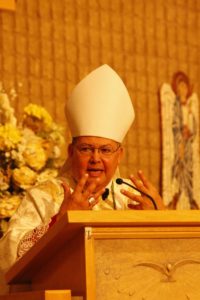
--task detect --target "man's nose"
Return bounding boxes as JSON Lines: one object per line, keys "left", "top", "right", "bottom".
{"left": 90, "top": 149, "right": 101, "bottom": 161}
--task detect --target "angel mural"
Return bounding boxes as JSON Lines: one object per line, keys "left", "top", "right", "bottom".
{"left": 160, "top": 71, "right": 200, "bottom": 209}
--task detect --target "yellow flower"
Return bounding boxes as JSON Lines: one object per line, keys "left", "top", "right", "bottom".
{"left": 0, "top": 124, "right": 21, "bottom": 150}
{"left": 23, "top": 104, "right": 52, "bottom": 129}
{"left": 23, "top": 139, "right": 48, "bottom": 171}
{"left": 0, "top": 195, "right": 22, "bottom": 218}
{"left": 12, "top": 166, "right": 37, "bottom": 189}
{"left": 0, "top": 169, "right": 10, "bottom": 191}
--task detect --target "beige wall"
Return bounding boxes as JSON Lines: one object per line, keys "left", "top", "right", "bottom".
{"left": 0, "top": 0, "right": 200, "bottom": 191}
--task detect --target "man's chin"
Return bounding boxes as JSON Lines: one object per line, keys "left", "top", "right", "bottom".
{"left": 87, "top": 176, "right": 102, "bottom": 184}
{"left": 87, "top": 176, "right": 105, "bottom": 188}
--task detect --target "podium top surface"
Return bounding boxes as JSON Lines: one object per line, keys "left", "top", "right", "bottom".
{"left": 65, "top": 210, "right": 200, "bottom": 225}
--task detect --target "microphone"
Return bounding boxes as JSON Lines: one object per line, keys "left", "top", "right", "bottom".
{"left": 102, "top": 188, "right": 109, "bottom": 200}
{"left": 116, "top": 178, "right": 158, "bottom": 210}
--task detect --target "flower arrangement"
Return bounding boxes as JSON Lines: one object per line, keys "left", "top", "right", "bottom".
{"left": 0, "top": 84, "right": 65, "bottom": 232}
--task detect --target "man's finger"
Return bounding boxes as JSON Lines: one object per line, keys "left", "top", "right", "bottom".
{"left": 75, "top": 173, "right": 89, "bottom": 193}
{"left": 130, "top": 174, "right": 150, "bottom": 195}
{"left": 83, "top": 179, "right": 100, "bottom": 199}
{"left": 61, "top": 181, "right": 71, "bottom": 199}
{"left": 128, "top": 203, "right": 143, "bottom": 210}
{"left": 137, "top": 170, "right": 151, "bottom": 189}
{"left": 120, "top": 189, "right": 147, "bottom": 206}
{"left": 94, "top": 188, "right": 105, "bottom": 200}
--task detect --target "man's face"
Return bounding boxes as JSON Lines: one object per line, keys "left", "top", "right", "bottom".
{"left": 68, "top": 136, "right": 123, "bottom": 191}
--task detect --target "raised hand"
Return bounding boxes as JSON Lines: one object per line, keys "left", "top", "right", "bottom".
{"left": 57, "top": 173, "right": 105, "bottom": 219}
{"left": 120, "top": 170, "right": 165, "bottom": 210}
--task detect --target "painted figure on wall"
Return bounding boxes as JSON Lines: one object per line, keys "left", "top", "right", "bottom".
{"left": 160, "top": 71, "right": 200, "bottom": 209}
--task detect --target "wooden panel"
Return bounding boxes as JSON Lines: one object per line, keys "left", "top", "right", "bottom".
{"left": 0, "top": 290, "right": 83, "bottom": 300}
{"left": 0, "top": 290, "right": 72, "bottom": 300}
{"left": 91, "top": 228, "right": 200, "bottom": 300}
{"left": 0, "top": 0, "right": 15, "bottom": 10}
{"left": 30, "top": 231, "right": 87, "bottom": 298}
{"left": 6, "top": 216, "right": 83, "bottom": 284}
{"left": 84, "top": 228, "right": 96, "bottom": 300}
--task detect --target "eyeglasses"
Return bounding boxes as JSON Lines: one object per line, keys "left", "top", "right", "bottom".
{"left": 75, "top": 143, "right": 121, "bottom": 157}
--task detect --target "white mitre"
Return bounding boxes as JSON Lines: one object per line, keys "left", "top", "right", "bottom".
{"left": 65, "top": 64, "right": 134, "bottom": 143}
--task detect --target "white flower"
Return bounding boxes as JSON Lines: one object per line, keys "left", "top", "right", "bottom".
{"left": 0, "top": 84, "right": 65, "bottom": 222}
{"left": 36, "top": 169, "right": 58, "bottom": 183}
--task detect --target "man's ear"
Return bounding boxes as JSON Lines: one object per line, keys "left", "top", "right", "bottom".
{"left": 118, "top": 146, "right": 124, "bottom": 163}
{"left": 68, "top": 143, "right": 74, "bottom": 157}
